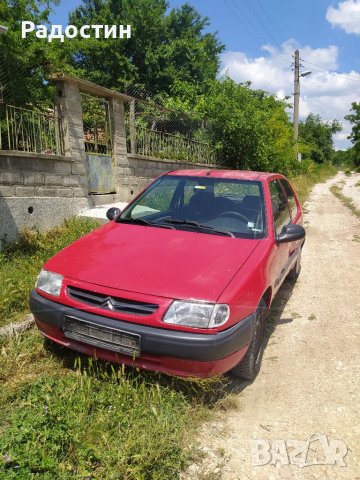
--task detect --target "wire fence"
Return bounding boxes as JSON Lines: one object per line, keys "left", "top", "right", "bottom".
{"left": 123, "top": 84, "right": 216, "bottom": 164}
{"left": 133, "top": 126, "right": 215, "bottom": 164}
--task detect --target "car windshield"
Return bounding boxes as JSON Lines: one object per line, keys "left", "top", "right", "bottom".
{"left": 118, "top": 175, "right": 267, "bottom": 239}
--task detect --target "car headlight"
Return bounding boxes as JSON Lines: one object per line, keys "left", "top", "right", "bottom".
{"left": 35, "top": 269, "right": 64, "bottom": 297}
{"left": 163, "top": 301, "right": 230, "bottom": 329}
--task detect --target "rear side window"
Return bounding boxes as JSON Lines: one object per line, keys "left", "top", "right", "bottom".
{"left": 280, "top": 179, "right": 298, "bottom": 219}
{"left": 269, "top": 180, "right": 291, "bottom": 235}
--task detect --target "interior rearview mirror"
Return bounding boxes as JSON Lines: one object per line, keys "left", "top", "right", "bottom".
{"left": 106, "top": 207, "right": 121, "bottom": 221}
{"left": 277, "top": 223, "right": 305, "bottom": 244}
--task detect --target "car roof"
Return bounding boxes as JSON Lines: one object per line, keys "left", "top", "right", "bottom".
{"left": 165, "top": 169, "right": 284, "bottom": 181}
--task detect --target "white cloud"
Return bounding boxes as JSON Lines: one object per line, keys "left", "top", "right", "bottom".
{"left": 220, "top": 40, "right": 360, "bottom": 149}
{"left": 326, "top": 0, "right": 360, "bottom": 35}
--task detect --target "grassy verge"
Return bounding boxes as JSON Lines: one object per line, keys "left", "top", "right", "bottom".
{"left": 290, "top": 162, "right": 337, "bottom": 204}
{"left": 330, "top": 184, "right": 360, "bottom": 219}
{"left": 0, "top": 217, "right": 101, "bottom": 328}
{"left": 0, "top": 329, "right": 225, "bottom": 479}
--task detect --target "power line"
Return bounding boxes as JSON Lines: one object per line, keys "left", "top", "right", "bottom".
{"left": 301, "top": 58, "right": 360, "bottom": 82}
{"left": 224, "top": 0, "right": 267, "bottom": 46}
{"left": 224, "top": 0, "right": 290, "bottom": 73}
{"left": 243, "top": 0, "right": 282, "bottom": 50}
{"left": 255, "top": 0, "right": 284, "bottom": 45}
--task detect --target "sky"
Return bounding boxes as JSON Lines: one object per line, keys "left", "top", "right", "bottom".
{"left": 50, "top": 0, "right": 360, "bottom": 150}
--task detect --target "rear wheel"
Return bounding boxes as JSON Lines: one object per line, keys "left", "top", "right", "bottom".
{"left": 231, "top": 298, "right": 267, "bottom": 380}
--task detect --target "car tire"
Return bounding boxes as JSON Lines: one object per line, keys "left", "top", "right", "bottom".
{"left": 287, "top": 250, "right": 301, "bottom": 282}
{"left": 231, "top": 298, "right": 267, "bottom": 380}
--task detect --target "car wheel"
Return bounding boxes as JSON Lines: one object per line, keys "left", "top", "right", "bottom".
{"left": 231, "top": 298, "right": 267, "bottom": 380}
{"left": 287, "top": 250, "right": 301, "bottom": 282}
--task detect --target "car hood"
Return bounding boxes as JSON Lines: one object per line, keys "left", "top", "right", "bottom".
{"left": 45, "top": 223, "right": 260, "bottom": 302}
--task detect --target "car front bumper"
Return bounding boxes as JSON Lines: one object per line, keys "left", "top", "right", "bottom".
{"left": 30, "top": 290, "right": 255, "bottom": 377}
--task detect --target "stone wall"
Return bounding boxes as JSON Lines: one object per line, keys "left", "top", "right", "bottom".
{"left": 117, "top": 154, "right": 215, "bottom": 201}
{"left": 0, "top": 151, "right": 90, "bottom": 246}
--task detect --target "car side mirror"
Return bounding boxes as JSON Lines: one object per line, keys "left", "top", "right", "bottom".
{"left": 106, "top": 207, "right": 121, "bottom": 221}
{"left": 277, "top": 223, "right": 305, "bottom": 244}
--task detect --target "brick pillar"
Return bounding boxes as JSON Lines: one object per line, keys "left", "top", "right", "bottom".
{"left": 110, "top": 98, "right": 132, "bottom": 201}
{"left": 55, "top": 81, "right": 89, "bottom": 195}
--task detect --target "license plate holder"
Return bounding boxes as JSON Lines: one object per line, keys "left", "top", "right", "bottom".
{"left": 64, "top": 316, "right": 141, "bottom": 357}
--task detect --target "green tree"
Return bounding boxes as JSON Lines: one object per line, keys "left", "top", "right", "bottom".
{"left": 299, "top": 113, "right": 341, "bottom": 164}
{"left": 199, "top": 78, "right": 297, "bottom": 174}
{"left": 345, "top": 102, "right": 360, "bottom": 167}
{"left": 0, "top": 0, "right": 59, "bottom": 106}
{"left": 56, "top": 0, "right": 224, "bottom": 95}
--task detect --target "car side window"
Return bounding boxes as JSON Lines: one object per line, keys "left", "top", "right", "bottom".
{"left": 269, "top": 180, "right": 291, "bottom": 236}
{"left": 280, "top": 179, "right": 298, "bottom": 219}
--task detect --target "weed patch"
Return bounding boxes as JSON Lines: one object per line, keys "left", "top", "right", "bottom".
{"left": 0, "top": 329, "right": 227, "bottom": 479}
{"left": 290, "top": 163, "right": 337, "bottom": 205}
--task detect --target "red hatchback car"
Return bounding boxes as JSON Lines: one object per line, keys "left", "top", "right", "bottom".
{"left": 30, "top": 170, "right": 305, "bottom": 379}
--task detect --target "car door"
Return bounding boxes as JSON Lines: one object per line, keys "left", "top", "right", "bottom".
{"left": 269, "top": 179, "right": 292, "bottom": 292}
{"left": 280, "top": 178, "right": 303, "bottom": 267}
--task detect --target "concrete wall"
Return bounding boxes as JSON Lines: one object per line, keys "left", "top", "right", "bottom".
{"left": 117, "top": 154, "right": 214, "bottom": 201}
{"left": 0, "top": 151, "right": 90, "bottom": 247}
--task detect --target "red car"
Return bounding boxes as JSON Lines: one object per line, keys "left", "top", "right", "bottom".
{"left": 30, "top": 170, "right": 305, "bottom": 379}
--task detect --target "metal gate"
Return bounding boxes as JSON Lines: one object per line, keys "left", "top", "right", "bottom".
{"left": 81, "top": 93, "right": 114, "bottom": 194}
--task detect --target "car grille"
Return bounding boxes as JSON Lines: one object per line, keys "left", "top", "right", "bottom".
{"left": 67, "top": 286, "right": 158, "bottom": 316}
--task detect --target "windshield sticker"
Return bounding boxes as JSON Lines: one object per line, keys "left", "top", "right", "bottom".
{"left": 194, "top": 185, "right": 207, "bottom": 190}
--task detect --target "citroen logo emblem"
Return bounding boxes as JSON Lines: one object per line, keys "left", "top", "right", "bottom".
{"left": 104, "top": 297, "right": 115, "bottom": 311}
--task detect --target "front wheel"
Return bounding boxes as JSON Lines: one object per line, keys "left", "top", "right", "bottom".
{"left": 231, "top": 298, "right": 267, "bottom": 380}
{"left": 287, "top": 250, "right": 301, "bottom": 282}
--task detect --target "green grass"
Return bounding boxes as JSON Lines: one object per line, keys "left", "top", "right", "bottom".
{"left": 290, "top": 163, "right": 337, "bottom": 204}
{"left": 0, "top": 329, "right": 226, "bottom": 479}
{"left": 330, "top": 185, "right": 360, "bottom": 219}
{"left": 0, "top": 217, "right": 101, "bottom": 328}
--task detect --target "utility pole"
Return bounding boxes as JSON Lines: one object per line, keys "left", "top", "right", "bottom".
{"left": 293, "top": 49, "right": 300, "bottom": 142}
{"left": 293, "top": 50, "right": 311, "bottom": 160}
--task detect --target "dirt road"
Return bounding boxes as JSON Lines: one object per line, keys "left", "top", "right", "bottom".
{"left": 185, "top": 172, "right": 360, "bottom": 480}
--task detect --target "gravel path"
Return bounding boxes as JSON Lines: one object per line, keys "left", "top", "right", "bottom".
{"left": 184, "top": 172, "right": 360, "bottom": 480}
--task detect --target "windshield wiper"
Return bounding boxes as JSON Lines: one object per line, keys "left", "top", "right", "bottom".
{"left": 162, "top": 219, "right": 235, "bottom": 238}
{"left": 117, "top": 218, "right": 175, "bottom": 230}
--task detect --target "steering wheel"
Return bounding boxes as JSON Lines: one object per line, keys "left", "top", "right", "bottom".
{"left": 217, "top": 211, "right": 249, "bottom": 224}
